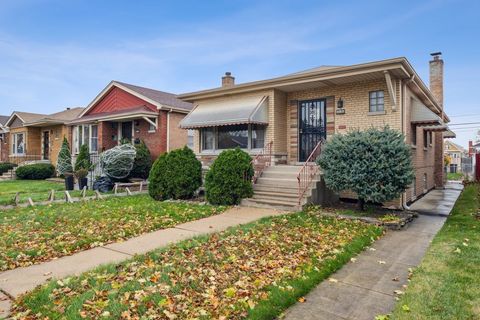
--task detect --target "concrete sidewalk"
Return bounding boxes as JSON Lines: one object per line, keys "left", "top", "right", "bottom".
{"left": 283, "top": 182, "right": 463, "bottom": 320}
{"left": 0, "top": 206, "right": 285, "bottom": 318}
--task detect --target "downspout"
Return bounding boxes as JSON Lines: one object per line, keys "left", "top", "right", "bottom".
{"left": 401, "top": 77, "right": 411, "bottom": 210}
{"left": 166, "top": 108, "right": 173, "bottom": 152}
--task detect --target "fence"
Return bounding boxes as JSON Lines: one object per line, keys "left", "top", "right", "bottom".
{"left": 8, "top": 154, "right": 43, "bottom": 165}
{"left": 71, "top": 153, "right": 104, "bottom": 189}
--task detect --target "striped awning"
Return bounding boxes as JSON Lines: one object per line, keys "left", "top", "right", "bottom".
{"left": 179, "top": 96, "right": 268, "bottom": 129}
{"left": 411, "top": 99, "right": 442, "bottom": 125}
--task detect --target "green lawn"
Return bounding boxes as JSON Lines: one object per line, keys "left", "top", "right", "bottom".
{"left": 446, "top": 172, "right": 464, "bottom": 181}
{"left": 0, "top": 180, "right": 98, "bottom": 206}
{"left": 391, "top": 183, "right": 480, "bottom": 320}
{"left": 0, "top": 195, "right": 225, "bottom": 271}
{"left": 11, "top": 212, "right": 382, "bottom": 320}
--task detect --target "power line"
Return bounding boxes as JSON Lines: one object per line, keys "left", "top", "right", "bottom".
{"left": 448, "top": 122, "right": 480, "bottom": 126}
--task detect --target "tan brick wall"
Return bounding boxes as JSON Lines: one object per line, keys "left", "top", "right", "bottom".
{"left": 168, "top": 112, "right": 188, "bottom": 152}
{"left": 39, "top": 125, "right": 69, "bottom": 165}
{"left": 8, "top": 127, "right": 41, "bottom": 157}
{"left": 404, "top": 86, "right": 436, "bottom": 204}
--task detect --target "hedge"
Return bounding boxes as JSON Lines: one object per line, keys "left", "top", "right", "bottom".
{"left": 148, "top": 146, "right": 202, "bottom": 200}
{"left": 0, "top": 163, "right": 17, "bottom": 175}
{"left": 15, "top": 163, "right": 55, "bottom": 180}
{"left": 205, "top": 148, "right": 254, "bottom": 205}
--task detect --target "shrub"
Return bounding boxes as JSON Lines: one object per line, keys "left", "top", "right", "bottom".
{"left": 318, "top": 127, "right": 415, "bottom": 210}
{"left": 75, "top": 144, "right": 91, "bottom": 171}
{"left": 0, "top": 162, "right": 17, "bottom": 175}
{"left": 130, "top": 141, "right": 152, "bottom": 179}
{"left": 148, "top": 146, "right": 202, "bottom": 200}
{"left": 205, "top": 148, "right": 254, "bottom": 205}
{"left": 56, "top": 137, "right": 73, "bottom": 176}
{"left": 16, "top": 163, "right": 55, "bottom": 180}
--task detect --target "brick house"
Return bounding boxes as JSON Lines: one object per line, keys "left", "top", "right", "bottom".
{"left": 179, "top": 54, "right": 451, "bottom": 209}
{"left": 3, "top": 108, "right": 84, "bottom": 165}
{"left": 68, "top": 81, "right": 193, "bottom": 161}
{"left": 0, "top": 115, "right": 9, "bottom": 162}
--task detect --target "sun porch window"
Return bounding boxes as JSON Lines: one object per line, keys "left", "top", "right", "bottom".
{"left": 73, "top": 124, "right": 98, "bottom": 154}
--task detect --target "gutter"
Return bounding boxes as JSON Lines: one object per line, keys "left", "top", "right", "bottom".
{"left": 166, "top": 108, "right": 173, "bottom": 152}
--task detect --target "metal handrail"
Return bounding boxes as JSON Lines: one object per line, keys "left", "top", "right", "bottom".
{"left": 250, "top": 141, "right": 273, "bottom": 184}
{"left": 297, "top": 138, "right": 325, "bottom": 204}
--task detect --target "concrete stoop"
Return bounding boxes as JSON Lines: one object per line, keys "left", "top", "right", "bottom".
{"left": 241, "top": 165, "right": 322, "bottom": 211}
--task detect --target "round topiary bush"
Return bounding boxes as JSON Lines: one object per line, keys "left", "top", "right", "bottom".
{"left": 130, "top": 141, "right": 152, "bottom": 180}
{"left": 15, "top": 163, "right": 55, "bottom": 180}
{"left": 205, "top": 148, "right": 254, "bottom": 205}
{"left": 148, "top": 146, "right": 202, "bottom": 200}
{"left": 318, "top": 126, "right": 414, "bottom": 210}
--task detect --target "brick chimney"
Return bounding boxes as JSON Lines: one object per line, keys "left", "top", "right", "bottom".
{"left": 429, "top": 52, "right": 444, "bottom": 108}
{"left": 469, "top": 140, "right": 473, "bottom": 157}
{"left": 222, "top": 72, "right": 235, "bottom": 87}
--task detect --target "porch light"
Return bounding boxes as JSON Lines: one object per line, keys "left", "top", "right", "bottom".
{"left": 337, "top": 98, "right": 344, "bottom": 109}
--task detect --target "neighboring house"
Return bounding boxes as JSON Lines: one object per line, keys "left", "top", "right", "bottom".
{"left": 68, "top": 81, "right": 193, "bottom": 160}
{"left": 179, "top": 54, "right": 451, "bottom": 209}
{"left": 4, "top": 108, "right": 84, "bottom": 165}
{"left": 0, "top": 115, "right": 9, "bottom": 162}
{"left": 444, "top": 140, "right": 466, "bottom": 173}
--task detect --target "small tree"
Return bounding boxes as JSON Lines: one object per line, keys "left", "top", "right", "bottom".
{"left": 100, "top": 143, "right": 137, "bottom": 180}
{"left": 318, "top": 127, "right": 414, "bottom": 210}
{"left": 205, "top": 148, "right": 254, "bottom": 205}
{"left": 130, "top": 141, "right": 152, "bottom": 179}
{"left": 148, "top": 146, "right": 202, "bottom": 200}
{"left": 56, "top": 137, "right": 73, "bottom": 176}
{"left": 75, "top": 144, "right": 92, "bottom": 171}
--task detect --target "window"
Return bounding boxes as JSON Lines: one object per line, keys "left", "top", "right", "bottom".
{"left": 90, "top": 125, "right": 98, "bottom": 152}
{"left": 411, "top": 124, "right": 417, "bottom": 145}
{"left": 423, "top": 130, "right": 428, "bottom": 148}
{"left": 423, "top": 173, "right": 428, "bottom": 191}
{"left": 12, "top": 133, "right": 25, "bottom": 155}
{"left": 217, "top": 124, "right": 249, "bottom": 149}
{"left": 148, "top": 117, "right": 157, "bottom": 132}
{"left": 200, "top": 124, "right": 267, "bottom": 152}
{"left": 201, "top": 128, "right": 214, "bottom": 150}
{"left": 74, "top": 124, "right": 98, "bottom": 153}
{"left": 369, "top": 90, "right": 384, "bottom": 112}
{"left": 429, "top": 132, "right": 433, "bottom": 146}
{"left": 187, "top": 130, "right": 194, "bottom": 149}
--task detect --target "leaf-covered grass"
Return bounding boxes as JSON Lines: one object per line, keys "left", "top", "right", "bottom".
{"left": 11, "top": 212, "right": 382, "bottom": 319}
{"left": 0, "top": 195, "right": 225, "bottom": 271}
{"left": 0, "top": 180, "right": 65, "bottom": 205}
{"left": 392, "top": 184, "right": 480, "bottom": 319}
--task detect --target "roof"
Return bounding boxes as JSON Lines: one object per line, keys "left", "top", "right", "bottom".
{"left": 180, "top": 95, "right": 268, "bottom": 129}
{"left": 79, "top": 81, "right": 193, "bottom": 117}
{"left": 70, "top": 105, "right": 158, "bottom": 124}
{"left": 179, "top": 57, "right": 448, "bottom": 123}
{"left": 0, "top": 115, "right": 9, "bottom": 126}
{"left": 23, "top": 107, "right": 84, "bottom": 126}
{"left": 116, "top": 81, "right": 193, "bottom": 111}
{"left": 445, "top": 140, "right": 465, "bottom": 152}
{"left": 411, "top": 99, "right": 442, "bottom": 124}
{"left": 5, "top": 111, "right": 47, "bottom": 126}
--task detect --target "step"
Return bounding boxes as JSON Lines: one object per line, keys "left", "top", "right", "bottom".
{"left": 253, "top": 190, "right": 299, "bottom": 198}
{"left": 241, "top": 198, "right": 302, "bottom": 211}
{"left": 256, "top": 177, "right": 298, "bottom": 186}
{"left": 253, "top": 184, "right": 299, "bottom": 194}
{"left": 261, "top": 171, "right": 299, "bottom": 179}
{"left": 265, "top": 165, "right": 302, "bottom": 173}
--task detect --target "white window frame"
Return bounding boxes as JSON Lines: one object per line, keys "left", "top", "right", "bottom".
{"left": 74, "top": 124, "right": 98, "bottom": 154}
{"left": 200, "top": 124, "right": 266, "bottom": 153}
{"left": 11, "top": 132, "right": 25, "bottom": 156}
{"left": 148, "top": 117, "right": 157, "bottom": 133}
{"left": 117, "top": 121, "right": 135, "bottom": 145}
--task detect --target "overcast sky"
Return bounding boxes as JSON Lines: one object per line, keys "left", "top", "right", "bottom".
{"left": 0, "top": 0, "right": 479, "bottom": 148}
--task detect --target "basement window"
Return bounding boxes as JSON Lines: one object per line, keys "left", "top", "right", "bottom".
{"left": 369, "top": 90, "right": 384, "bottom": 112}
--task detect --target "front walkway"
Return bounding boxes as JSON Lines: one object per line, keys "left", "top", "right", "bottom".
{"left": 283, "top": 181, "right": 463, "bottom": 320}
{"left": 0, "top": 206, "right": 285, "bottom": 318}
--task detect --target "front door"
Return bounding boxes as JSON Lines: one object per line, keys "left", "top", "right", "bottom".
{"left": 298, "top": 99, "right": 326, "bottom": 162}
{"left": 43, "top": 131, "right": 50, "bottom": 160}
{"left": 121, "top": 121, "right": 133, "bottom": 143}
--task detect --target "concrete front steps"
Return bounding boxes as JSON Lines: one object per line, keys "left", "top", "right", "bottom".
{"left": 241, "top": 165, "right": 321, "bottom": 211}
{"left": 0, "top": 168, "right": 16, "bottom": 181}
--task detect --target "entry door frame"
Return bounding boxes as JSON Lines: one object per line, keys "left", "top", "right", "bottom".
{"left": 42, "top": 130, "right": 50, "bottom": 160}
{"left": 117, "top": 120, "right": 134, "bottom": 144}
{"left": 298, "top": 98, "right": 327, "bottom": 162}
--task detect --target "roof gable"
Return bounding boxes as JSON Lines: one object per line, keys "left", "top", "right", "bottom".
{"left": 79, "top": 81, "right": 192, "bottom": 117}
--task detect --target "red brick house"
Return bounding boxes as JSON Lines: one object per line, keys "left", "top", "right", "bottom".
{"left": 69, "top": 81, "right": 193, "bottom": 160}
{"left": 0, "top": 115, "right": 9, "bottom": 162}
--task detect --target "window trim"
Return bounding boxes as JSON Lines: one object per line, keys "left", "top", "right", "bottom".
{"left": 148, "top": 117, "right": 157, "bottom": 133}
{"left": 200, "top": 124, "right": 267, "bottom": 153}
{"left": 11, "top": 132, "right": 26, "bottom": 156}
{"left": 369, "top": 90, "right": 385, "bottom": 113}
{"left": 74, "top": 124, "right": 99, "bottom": 154}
